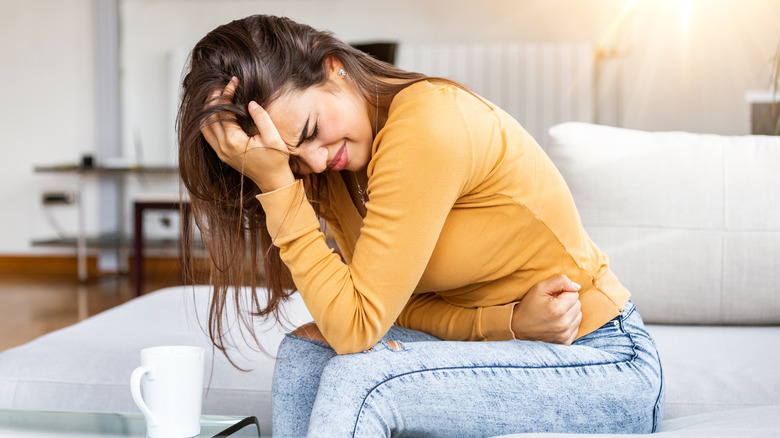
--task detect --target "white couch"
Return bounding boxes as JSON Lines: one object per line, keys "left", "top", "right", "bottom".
{"left": 1, "top": 122, "right": 778, "bottom": 437}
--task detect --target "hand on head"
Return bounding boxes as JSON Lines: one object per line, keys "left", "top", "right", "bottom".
{"left": 511, "top": 274, "right": 583, "bottom": 345}
{"left": 200, "top": 77, "right": 296, "bottom": 193}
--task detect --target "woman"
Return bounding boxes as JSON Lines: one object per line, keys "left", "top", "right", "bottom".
{"left": 178, "top": 14, "right": 664, "bottom": 437}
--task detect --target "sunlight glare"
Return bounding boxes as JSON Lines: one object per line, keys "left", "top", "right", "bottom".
{"left": 668, "top": 0, "right": 697, "bottom": 30}
{"left": 595, "top": 0, "right": 640, "bottom": 58}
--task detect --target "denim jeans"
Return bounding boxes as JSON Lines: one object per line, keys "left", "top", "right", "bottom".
{"left": 272, "top": 300, "right": 664, "bottom": 437}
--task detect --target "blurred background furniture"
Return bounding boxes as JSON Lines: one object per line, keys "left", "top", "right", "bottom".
{"left": 133, "top": 195, "right": 191, "bottom": 296}
{"left": 33, "top": 164, "right": 179, "bottom": 283}
{"left": 746, "top": 90, "right": 780, "bottom": 135}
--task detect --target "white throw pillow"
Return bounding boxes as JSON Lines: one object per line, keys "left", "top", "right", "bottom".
{"left": 545, "top": 122, "right": 780, "bottom": 324}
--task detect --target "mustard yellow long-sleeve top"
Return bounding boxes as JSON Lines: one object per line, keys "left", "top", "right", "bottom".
{"left": 257, "top": 80, "right": 630, "bottom": 354}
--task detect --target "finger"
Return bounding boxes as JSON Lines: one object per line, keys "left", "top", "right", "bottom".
{"left": 219, "top": 76, "right": 238, "bottom": 104}
{"left": 561, "top": 297, "right": 582, "bottom": 320}
{"left": 556, "top": 291, "right": 580, "bottom": 306}
{"left": 202, "top": 78, "right": 240, "bottom": 153}
{"left": 564, "top": 310, "right": 583, "bottom": 345}
{"left": 206, "top": 86, "right": 223, "bottom": 105}
{"left": 544, "top": 292, "right": 577, "bottom": 328}
{"left": 201, "top": 88, "right": 227, "bottom": 147}
{"left": 247, "top": 101, "right": 286, "bottom": 149}
{"left": 556, "top": 304, "right": 582, "bottom": 345}
{"left": 201, "top": 122, "right": 222, "bottom": 153}
{"left": 213, "top": 78, "right": 239, "bottom": 138}
{"left": 200, "top": 126, "right": 219, "bottom": 153}
{"left": 536, "top": 275, "right": 581, "bottom": 298}
{"left": 564, "top": 329, "right": 578, "bottom": 345}
{"left": 546, "top": 274, "right": 580, "bottom": 292}
{"left": 558, "top": 275, "right": 581, "bottom": 292}
{"left": 248, "top": 101, "right": 271, "bottom": 132}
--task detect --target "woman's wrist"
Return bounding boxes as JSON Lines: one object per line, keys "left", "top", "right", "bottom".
{"left": 510, "top": 307, "right": 529, "bottom": 341}
{"left": 252, "top": 168, "right": 296, "bottom": 193}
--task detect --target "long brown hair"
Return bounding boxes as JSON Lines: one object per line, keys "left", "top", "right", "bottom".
{"left": 177, "top": 15, "right": 431, "bottom": 360}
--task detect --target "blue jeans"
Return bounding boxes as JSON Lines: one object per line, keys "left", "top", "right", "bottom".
{"left": 272, "top": 300, "right": 664, "bottom": 437}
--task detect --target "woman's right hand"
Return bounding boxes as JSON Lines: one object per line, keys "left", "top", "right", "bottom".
{"left": 511, "top": 275, "right": 583, "bottom": 345}
{"left": 200, "top": 77, "right": 295, "bottom": 192}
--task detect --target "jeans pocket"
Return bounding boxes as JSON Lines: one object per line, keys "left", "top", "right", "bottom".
{"left": 574, "top": 306, "right": 640, "bottom": 361}
{"left": 575, "top": 313, "right": 624, "bottom": 344}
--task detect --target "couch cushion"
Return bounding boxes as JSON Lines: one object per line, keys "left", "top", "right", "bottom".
{"left": 0, "top": 285, "right": 313, "bottom": 435}
{"left": 545, "top": 122, "right": 780, "bottom": 324}
{"left": 646, "top": 324, "right": 780, "bottom": 419}
{"left": 492, "top": 405, "right": 780, "bottom": 437}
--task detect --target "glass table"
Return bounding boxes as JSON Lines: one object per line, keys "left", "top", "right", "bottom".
{"left": 0, "top": 410, "right": 260, "bottom": 437}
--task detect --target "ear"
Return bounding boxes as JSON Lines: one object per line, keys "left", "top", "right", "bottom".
{"left": 325, "top": 55, "right": 346, "bottom": 80}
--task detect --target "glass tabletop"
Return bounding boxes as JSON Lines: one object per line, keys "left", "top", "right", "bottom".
{"left": 0, "top": 409, "right": 260, "bottom": 437}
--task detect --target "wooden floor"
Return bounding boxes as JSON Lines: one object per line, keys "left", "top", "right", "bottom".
{"left": 0, "top": 271, "right": 185, "bottom": 353}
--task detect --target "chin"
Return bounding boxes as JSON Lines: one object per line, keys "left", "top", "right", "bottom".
{"left": 351, "top": 148, "right": 371, "bottom": 170}
{"left": 349, "top": 160, "right": 368, "bottom": 172}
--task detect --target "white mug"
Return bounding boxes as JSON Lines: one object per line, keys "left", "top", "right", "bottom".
{"left": 130, "top": 346, "right": 205, "bottom": 438}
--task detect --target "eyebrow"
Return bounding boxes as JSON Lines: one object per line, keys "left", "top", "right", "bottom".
{"left": 295, "top": 118, "right": 310, "bottom": 148}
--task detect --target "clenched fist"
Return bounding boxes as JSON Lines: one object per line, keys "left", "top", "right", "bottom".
{"left": 511, "top": 274, "right": 583, "bottom": 345}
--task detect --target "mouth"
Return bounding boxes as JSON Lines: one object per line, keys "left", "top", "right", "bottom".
{"left": 326, "top": 142, "right": 348, "bottom": 171}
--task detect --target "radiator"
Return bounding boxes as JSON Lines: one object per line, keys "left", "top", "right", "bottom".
{"left": 396, "top": 43, "right": 595, "bottom": 145}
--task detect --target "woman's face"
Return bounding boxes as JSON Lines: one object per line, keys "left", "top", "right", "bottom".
{"left": 266, "top": 72, "right": 374, "bottom": 176}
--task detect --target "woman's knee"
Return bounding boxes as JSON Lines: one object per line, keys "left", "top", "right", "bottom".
{"left": 275, "top": 324, "right": 338, "bottom": 371}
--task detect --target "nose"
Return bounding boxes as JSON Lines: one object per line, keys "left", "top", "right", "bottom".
{"left": 295, "top": 142, "right": 330, "bottom": 174}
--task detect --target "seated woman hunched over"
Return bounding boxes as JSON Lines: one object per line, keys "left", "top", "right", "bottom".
{"left": 177, "top": 14, "right": 664, "bottom": 438}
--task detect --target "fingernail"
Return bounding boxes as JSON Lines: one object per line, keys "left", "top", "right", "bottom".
{"left": 248, "top": 101, "right": 259, "bottom": 110}
{"left": 571, "top": 281, "right": 581, "bottom": 290}
{"left": 231, "top": 76, "right": 238, "bottom": 83}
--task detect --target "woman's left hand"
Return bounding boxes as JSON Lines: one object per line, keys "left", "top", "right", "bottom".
{"left": 511, "top": 275, "right": 582, "bottom": 345}
{"left": 200, "top": 77, "right": 295, "bottom": 192}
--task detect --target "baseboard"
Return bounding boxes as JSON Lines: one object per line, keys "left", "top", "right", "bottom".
{"left": 0, "top": 255, "right": 201, "bottom": 277}
{"left": 0, "top": 255, "right": 101, "bottom": 276}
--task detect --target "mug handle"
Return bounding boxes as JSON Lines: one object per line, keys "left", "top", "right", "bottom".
{"left": 130, "top": 365, "right": 158, "bottom": 427}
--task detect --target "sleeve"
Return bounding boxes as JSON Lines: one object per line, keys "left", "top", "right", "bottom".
{"left": 257, "top": 89, "right": 485, "bottom": 354}
{"left": 322, "top": 186, "right": 517, "bottom": 342}
{"left": 396, "top": 293, "right": 517, "bottom": 341}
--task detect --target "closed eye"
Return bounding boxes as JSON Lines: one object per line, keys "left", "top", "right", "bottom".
{"left": 305, "top": 122, "right": 319, "bottom": 142}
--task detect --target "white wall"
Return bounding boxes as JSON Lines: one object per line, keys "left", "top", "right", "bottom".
{"left": 121, "top": 0, "right": 780, "bottom": 163}
{"left": 1, "top": 0, "right": 779, "bottom": 255}
{"left": 120, "top": 0, "right": 630, "bottom": 164}
{"left": 0, "top": 0, "right": 96, "bottom": 254}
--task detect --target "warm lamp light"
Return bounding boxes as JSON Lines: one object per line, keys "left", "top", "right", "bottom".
{"left": 668, "top": 0, "right": 697, "bottom": 29}
{"left": 619, "top": 0, "right": 698, "bottom": 28}
{"left": 594, "top": 0, "right": 702, "bottom": 127}
{"left": 597, "top": 0, "right": 698, "bottom": 59}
